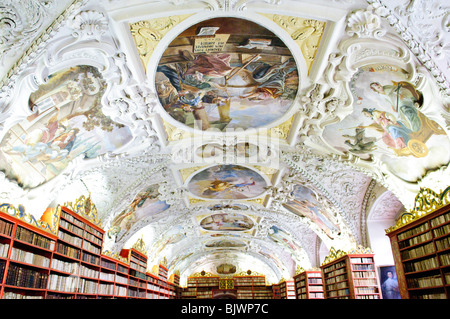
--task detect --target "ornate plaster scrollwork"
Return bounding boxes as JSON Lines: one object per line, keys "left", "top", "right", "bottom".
{"left": 367, "top": 0, "right": 450, "bottom": 95}
{"left": 69, "top": 10, "right": 108, "bottom": 41}
{"left": 0, "top": 0, "right": 54, "bottom": 60}
{"left": 346, "top": 8, "right": 386, "bottom": 38}
{"left": 265, "top": 171, "right": 296, "bottom": 210}
{"left": 104, "top": 83, "right": 161, "bottom": 152}
{"left": 296, "top": 83, "right": 348, "bottom": 143}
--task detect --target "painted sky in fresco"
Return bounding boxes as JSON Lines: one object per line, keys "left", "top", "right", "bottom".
{"left": 187, "top": 164, "right": 267, "bottom": 199}
{"left": 0, "top": 65, "right": 132, "bottom": 188}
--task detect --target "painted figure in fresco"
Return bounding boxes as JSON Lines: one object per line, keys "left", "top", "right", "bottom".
{"left": 360, "top": 108, "right": 412, "bottom": 151}
{"left": 0, "top": 65, "right": 131, "bottom": 188}
{"left": 343, "top": 127, "right": 377, "bottom": 154}
{"left": 156, "top": 48, "right": 298, "bottom": 130}
{"left": 109, "top": 186, "right": 169, "bottom": 242}
{"left": 156, "top": 52, "right": 233, "bottom": 93}
{"left": 268, "top": 225, "right": 301, "bottom": 254}
{"left": 4, "top": 118, "right": 80, "bottom": 164}
{"left": 370, "top": 81, "right": 423, "bottom": 132}
{"left": 188, "top": 164, "right": 266, "bottom": 200}
{"left": 359, "top": 102, "right": 445, "bottom": 158}
{"left": 200, "top": 213, "right": 254, "bottom": 232}
{"left": 240, "top": 58, "right": 298, "bottom": 100}
{"left": 202, "top": 177, "right": 256, "bottom": 196}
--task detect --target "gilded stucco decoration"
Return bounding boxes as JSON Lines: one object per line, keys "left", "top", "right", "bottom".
{"left": 0, "top": 203, "right": 60, "bottom": 235}
{"left": 386, "top": 186, "right": 450, "bottom": 233}
{"left": 129, "top": 14, "right": 194, "bottom": 72}
{"left": 64, "top": 193, "right": 102, "bottom": 227}
{"left": 260, "top": 13, "right": 326, "bottom": 72}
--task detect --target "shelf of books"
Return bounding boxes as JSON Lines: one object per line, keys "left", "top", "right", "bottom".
{"left": 294, "top": 270, "right": 324, "bottom": 299}
{"left": 272, "top": 283, "right": 281, "bottom": 299}
{"left": 386, "top": 190, "right": 450, "bottom": 299}
{"left": 321, "top": 247, "right": 382, "bottom": 299}
{"left": 279, "top": 280, "right": 295, "bottom": 299}
{"left": 0, "top": 203, "right": 178, "bottom": 299}
{"left": 180, "top": 273, "right": 273, "bottom": 299}
{"left": 0, "top": 209, "right": 56, "bottom": 299}
{"left": 234, "top": 275, "right": 272, "bottom": 299}
{"left": 181, "top": 275, "right": 220, "bottom": 299}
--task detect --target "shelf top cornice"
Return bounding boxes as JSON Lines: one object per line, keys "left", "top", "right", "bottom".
{"left": 386, "top": 186, "right": 450, "bottom": 234}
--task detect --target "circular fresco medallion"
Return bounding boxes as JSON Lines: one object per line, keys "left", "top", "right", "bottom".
{"left": 187, "top": 164, "right": 267, "bottom": 199}
{"left": 155, "top": 17, "right": 299, "bottom": 131}
{"left": 200, "top": 213, "right": 254, "bottom": 232}
{"left": 205, "top": 239, "right": 247, "bottom": 248}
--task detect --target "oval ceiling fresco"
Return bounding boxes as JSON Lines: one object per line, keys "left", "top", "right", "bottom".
{"left": 205, "top": 239, "right": 247, "bottom": 248}
{"left": 283, "top": 184, "right": 340, "bottom": 239}
{"left": 0, "top": 65, "right": 132, "bottom": 188}
{"left": 187, "top": 164, "right": 267, "bottom": 199}
{"left": 322, "top": 63, "right": 449, "bottom": 183}
{"left": 200, "top": 213, "right": 254, "bottom": 232}
{"left": 108, "top": 184, "right": 170, "bottom": 242}
{"left": 155, "top": 17, "right": 299, "bottom": 131}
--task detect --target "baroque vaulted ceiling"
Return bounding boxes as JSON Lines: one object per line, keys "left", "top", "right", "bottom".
{"left": 0, "top": 0, "right": 448, "bottom": 285}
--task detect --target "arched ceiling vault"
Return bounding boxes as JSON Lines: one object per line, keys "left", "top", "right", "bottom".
{"left": 0, "top": 0, "right": 448, "bottom": 285}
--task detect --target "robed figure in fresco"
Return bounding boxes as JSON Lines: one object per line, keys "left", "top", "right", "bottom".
{"left": 0, "top": 65, "right": 132, "bottom": 188}
{"left": 358, "top": 81, "right": 445, "bottom": 158}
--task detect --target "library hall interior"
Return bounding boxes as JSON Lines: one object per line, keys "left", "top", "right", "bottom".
{"left": 0, "top": 0, "right": 449, "bottom": 301}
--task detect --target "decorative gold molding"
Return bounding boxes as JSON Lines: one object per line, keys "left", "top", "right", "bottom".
{"left": 385, "top": 186, "right": 450, "bottom": 234}
{"left": 130, "top": 14, "right": 193, "bottom": 72}
{"left": 64, "top": 193, "right": 102, "bottom": 227}
{"left": 188, "top": 197, "right": 207, "bottom": 204}
{"left": 260, "top": 14, "right": 325, "bottom": 73}
{"left": 189, "top": 270, "right": 217, "bottom": 278}
{"left": 132, "top": 236, "right": 147, "bottom": 255}
{"left": 321, "top": 245, "right": 373, "bottom": 266}
{"left": 160, "top": 256, "right": 168, "bottom": 268}
{"left": 102, "top": 250, "right": 129, "bottom": 264}
{"left": 179, "top": 166, "right": 208, "bottom": 183}
{"left": 247, "top": 196, "right": 265, "bottom": 205}
{"left": 162, "top": 120, "right": 193, "bottom": 142}
{"left": 234, "top": 270, "right": 264, "bottom": 277}
{"left": 219, "top": 278, "right": 234, "bottom": 289}
{"left": 269, "top": 116, "right": 294, "bottom": 141}
{"left": 0, "top": 203, "right": 60, "bottom": 235}
{"left": 295, "top": 266, "right": 306, "bottom": 275}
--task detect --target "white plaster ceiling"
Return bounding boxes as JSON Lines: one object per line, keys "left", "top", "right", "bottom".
{"left": 0, "top": 0, "right": 448, "bottom": 284}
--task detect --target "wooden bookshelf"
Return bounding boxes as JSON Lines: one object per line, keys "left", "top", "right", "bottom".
{"left": 0, "top": 205, "right": 178, "bottom": 299}
{"left": 181, "top": 275, "right": 220, "bottom": 299}
{"left": 0, "top": 210, "right": 56, "bottom": 299}
{"left": 234, "top": 275, "right": 272, "bottom": 299}
{"left": 272, "top": 283, "right": 281, "bottom": 299}
{"left": 294, "top": 270, "right": 324, "bottom": 299}
{"left": 180, "top": 274, "right": 273, "bottom": 299}
{"left": 279, "top": 280, "right": 295, "bottom": 299}
{"left": 321, "top": 247, "right": 382, "bottom": 299}
{"left": 386, "top": 201, "right": 450, "bottom": 299}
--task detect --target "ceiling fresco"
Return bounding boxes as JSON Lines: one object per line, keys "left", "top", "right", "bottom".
{"left": 186, "top": 164, "right": 269, "bottom": 200}
{"left": 0, "top": 0, "right": 448, "bottom": 285}
{"left": 154, "top": 17, "right": 299, "bottom": 131}
{"left": 322, "top": 63, "right": 449, "bottom": 183}
{"left": 199, "top": 212, "right": 255, "bottom": 232}
{"left": 0, "top": 65, "right": 132, "bottom": 188}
